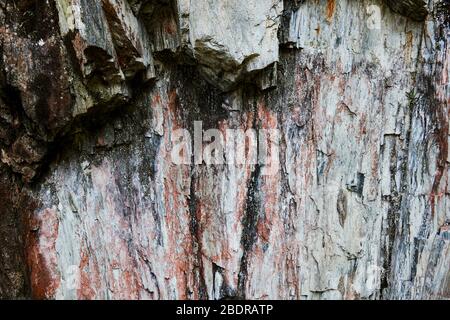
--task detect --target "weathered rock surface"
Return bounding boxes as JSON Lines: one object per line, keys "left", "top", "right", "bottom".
{"left": 136, "top": 0, "right": 283, "bottom": 90}
{"left": 174, "top": 0, "right": 283, "bottom": 91}
{"left": 0, "top": 0, "right": 449, "bottom": 299}
{"left": 384, "top": 0, "right": 428, "bottom": 21}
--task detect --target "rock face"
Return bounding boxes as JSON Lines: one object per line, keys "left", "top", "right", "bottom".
{"left": 175, "top": 0, "right": 283, "bottom": 90}
{"left": 0, "top": 0, "right": 449, "bottom": 299}
{"left": 384, "top": 0, "right": 428, "bottom": 21}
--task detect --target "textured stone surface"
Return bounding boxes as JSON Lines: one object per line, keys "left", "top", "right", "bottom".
{"left": 0, "top": 0, "right": 449, "bottom": 300}
{"left": 174, "top": 0, "right": 283, "bottom": 90}
{"left": 384, "top": 0, "right": 428, "bottom": 21}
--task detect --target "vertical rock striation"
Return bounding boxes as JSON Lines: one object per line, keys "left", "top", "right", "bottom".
{"left": 0, "top": 0, "right": 448, "bottom": 299}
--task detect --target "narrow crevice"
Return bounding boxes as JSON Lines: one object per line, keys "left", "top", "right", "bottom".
{"left": 187, "top": 168, "right": 208, "bottom": 300}
{"left": 237, "top": 163, "right": 261, "bottom": 299}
